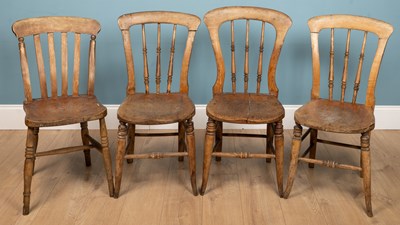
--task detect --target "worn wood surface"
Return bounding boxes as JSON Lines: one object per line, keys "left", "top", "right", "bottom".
{"left": 294, "top": 99, "right": 374, "bottom": 133}
{"left": 201, "top": 6, "right": 291, "bottom": 197}
{"left": 118, "top": 11, "right": 200, "bottom": 95}
{"left": 207, "top": 93, "right": 284, "bottom": 124}
{"left": 24, "top": 96, "right": 107, "bottom": 127}
{"left": 1, "top": 130, "right": 400, "bottom": 224}
{"left": 308, "top": 14, "right": 393, "bottom": 106}
{"left": 12, "top": 16, "right": 100, "bottom": 101}
{"left": 11, "top": 16, "right": 114, "bottom": 215}
{"left": 284, "top": 14, "right": 394, "bottom": 217}
{"left": 115, "top": 11, "right": 201, "bottom": 197}
{"left": 117, "top": 93, "right": 195, "bottom": 125}
{"left": 12, "top": 16, "right": 100, "bottom": 38}
{"left": 204, "top": 6, "right": 292, "bottom": 95}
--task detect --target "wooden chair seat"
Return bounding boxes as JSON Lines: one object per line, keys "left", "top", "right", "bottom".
{"left": 295, "top": 99, "right": 374, "bottom": 133}
{"left": 207, "top": 93, "right": 284, "bottom": 124}
{"left": 24, "top": 96, "right": 107, "bottom": 127}
{"left": 117, "top": 93, "right": 195, "bottom": 125}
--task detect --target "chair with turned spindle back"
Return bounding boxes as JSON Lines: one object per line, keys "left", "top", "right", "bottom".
{"left": 283, "top": 15, "right": 393, "bottom": 217}
{"left": 200, "top": 6, "right": 292, "bottom": 196}
{"left": 12, "top": 16, "right": 114, "bottom": 215}
{"left": 114, "top": 11, "right": 201, "bottom": 197}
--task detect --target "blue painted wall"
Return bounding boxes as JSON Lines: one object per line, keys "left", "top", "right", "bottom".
{"left": 0, "top": 0, "right": 398, "bottom": 105}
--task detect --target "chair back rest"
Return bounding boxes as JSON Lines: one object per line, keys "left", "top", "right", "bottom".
{"left": 308, "top": 15, "right": 393, "bottom": 107}
{"left": 204, "top": 6, "right": 292, "bottom": 96}
{"left": 118, "top": 11, "right": 201, "bottom": 95}
{"left": 12, "top": 16, "right": 101, "bottom": 102}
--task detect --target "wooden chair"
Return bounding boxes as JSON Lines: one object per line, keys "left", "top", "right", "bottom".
{"left": 200, "top": 7, "right": 292, "bottom": 196}
{"left": 114, "top": 11, "right": 201, "bottom": 197}
{"left": 283, "top": 15, "right": 393, "bottom": 217}
{"left": 12, "top": 16, "right": 114, "bottom": 215}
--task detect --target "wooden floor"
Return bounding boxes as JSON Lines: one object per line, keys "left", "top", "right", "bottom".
{"left": 1, "top": 129, "right": 399, "bottom": 225}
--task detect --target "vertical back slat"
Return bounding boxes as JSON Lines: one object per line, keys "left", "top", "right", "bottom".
{"left": 340, "top": 29, "right": 351, "bottom": 102}
{"left": 142, "top": 24, "right": 150, "bottom": 93}
{"left": 328, "top": 28, "right": 335, "bottom": 100}
{"left": 231, "top": 21, "right": 236, "bottom": 93}
{"left": 72, "top": 33, "right": 81, "bottom": 96}
{"left": 47, "top": 33, "right": 57, "bottom": 98}
{"left": 122, "top": 30, "right": 135, "bottom": 95}
{"left": 156, "top": 23, "right": 161, "bottom": 93}
{"left": 61, "top": 32, "right": 68, "bottom": 96}
{"left": 87, "top": 35, "right": 96, "bottom": 95}
{"left": 18, "top": 38, "right": 33, "bottom": 101}
{"left": 33, "top": 34, "right": 48, "bottom": 99}
{"left": 256, "top": 22, "right": 265, "bottom": 94}
{"left": 352, "top": 31, "right": 368, "bottom": 104}
{"left": 167, "top": 24, "right": 177, "bottom": 93}
{"left": 244, "top": 19, "right": 250, "bottom": 94}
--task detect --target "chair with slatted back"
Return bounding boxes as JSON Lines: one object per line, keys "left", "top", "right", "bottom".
{"left": 12, "top": 16, "right": 114, "bottom": 215}
{"left": 114, "top": 11, "right": 201, "bottom": 197}
{"left": 200, "top": 7, "right": 292, "bottom": 196}
{"left": 283, "top": 15, "right": 393, "bottom": 217}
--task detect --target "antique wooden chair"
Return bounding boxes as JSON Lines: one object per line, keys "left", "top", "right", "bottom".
{"left": 12, "top": 16, "right": 114, "bottom": 215}
{"left": 200, "top": 7, "right": 292, "bottom": 196}
{"left": 283, "top": 15, "right": 393, "bottom": 217}
{"left": 114, "top": 11, "right": 201, "bottom": 197}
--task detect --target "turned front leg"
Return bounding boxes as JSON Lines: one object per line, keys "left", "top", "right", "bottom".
{"left": 23, "top": 127, "right": 37, "bottom": 215}
{"left": 274, "top": 121, "right": 284, "bottom": 197}
{"left": 200, "top": 118, "right": 216, "bottom": 195}
{"left": 100, "top": 118, "right": 114, "bottom": 197}
{"left": 114, "top": 122, "right": 127, "bottom": 198}
{"left": 185, "top": 118, "right": 198, "bottom": 196}
{"left": 361, "top": 132, "right": 373, "bottom": 217}
{"left": 283, "top": 124, "right": 303, "bottom": 199}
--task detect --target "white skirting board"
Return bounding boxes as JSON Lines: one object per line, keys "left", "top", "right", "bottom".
{"left": 0, "top": 104, "right": 399, "bottom": 130}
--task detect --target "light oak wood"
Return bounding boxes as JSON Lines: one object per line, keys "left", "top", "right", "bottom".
{"left": 284, "top": 14, "right": 394, "bottom": 217}
{"left": 1, "top": 130, "right": 400, "bottom": 224}
{"left": 115, "top": 11, "right": 201, "bottom": 198}
{"left": 11, "top": 16, "right": 114, "bottom": 215}
{"left": 201, "top": 6, "right": 292, "bottom": 197}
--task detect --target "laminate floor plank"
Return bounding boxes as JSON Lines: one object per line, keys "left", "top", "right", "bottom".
{"left": 201, "top": 129, "right": 245, "bottom": 225}
{"left": 278, "top": 130, "right": 329, "bottom": 225}
{"left": 0, "top": 130, "right": 399, "bottom": 225}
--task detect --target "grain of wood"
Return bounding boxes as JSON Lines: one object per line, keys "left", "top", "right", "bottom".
{"left": 202, "top": 129, "right": 244, "bottom": 225}
{"left": 114, "top": 12, "right": 201, "bottom": 198}
{"left": 1, "top": 130, "right": 400, "bottom": 224}
{"left": 235, "top": 130, "right": 286, "bottom": 225}
{"left": 201, "top": 6, "right": 291, "bottom": 199}
{"left": 12, "top": 16, "right": 114, "bottom": 215}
